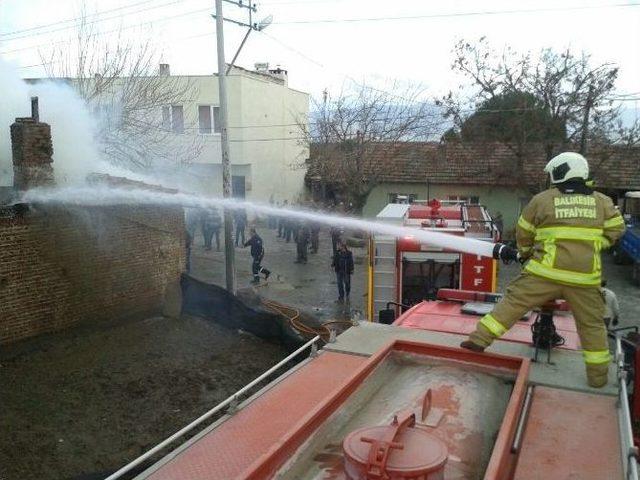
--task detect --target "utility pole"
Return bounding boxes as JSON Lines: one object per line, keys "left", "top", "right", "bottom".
{"left": 212, "top": 1, "right": 272, "bottom": 293}
{"left": 214, "top": 0, "right": 236, "bottom": 293}
{"left": 580, "top": 84, "right": 595, "bottom": 155}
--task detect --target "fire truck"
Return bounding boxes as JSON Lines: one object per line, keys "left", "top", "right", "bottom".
{"left": 112, "top": 200, "right": 640, "bottom": 480}
{"left": 367, "top": 199, "right": 500, "bottom": 322}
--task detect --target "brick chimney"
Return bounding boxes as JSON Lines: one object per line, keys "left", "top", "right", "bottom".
{"left": 11, "top": 97, "right": 55, "bottom": 190}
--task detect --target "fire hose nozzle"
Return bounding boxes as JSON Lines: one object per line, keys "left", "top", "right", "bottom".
{"left": 493, "top": 243, "right": 520, "bottom": 264}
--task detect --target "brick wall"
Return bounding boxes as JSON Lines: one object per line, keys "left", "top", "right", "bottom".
{"left": 0, "top": 204, "right": 185, "bottom": 344}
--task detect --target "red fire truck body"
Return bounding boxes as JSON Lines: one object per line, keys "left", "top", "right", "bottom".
{"left": 367, "top": 200, "right": 500, "bottom": 321}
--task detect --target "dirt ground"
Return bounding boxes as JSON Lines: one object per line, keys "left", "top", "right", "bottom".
{"left": 0, "top": 314, "right": 287, "bottom": 480}
{"left": 2, "top": 222, "right": 639, "bottom": 480}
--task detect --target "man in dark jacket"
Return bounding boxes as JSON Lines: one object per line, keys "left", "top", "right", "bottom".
{"left": 332, "top": 241, "right": 354, "bottom": 302}
{"left": 244, "top": 227, "right": 271, "bottom": 284}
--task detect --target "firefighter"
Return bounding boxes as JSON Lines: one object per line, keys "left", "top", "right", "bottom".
{"left": 461, "top": 152, "right": 625, "bottom": 388}
{"left": 244, "top": 227, "right": 271, "bottom": 285}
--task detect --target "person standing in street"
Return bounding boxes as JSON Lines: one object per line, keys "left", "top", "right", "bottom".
{"left": 234, "top": 209, "right": 247, "bottom": 247}
{"left": 185, "top": 208, "right": 199, "bottom": 246}
{"left": 310, "top": 222, "right": 320, "bottom": 254}
{"left": 244, "top": 227, "right": 271, "bottom": 285}
{"left": 601, "top": 280, "right": 620, "bottom": 328}
{"left": 278, "top": 200, "right": 288, "bottom": 238}
{"left": 330, "top": 226, "right": 342, "bottom": 255}
{"left": 295, "top": 224, "right": 310, "bottom": 264}
{"left": 460, "top": 152, "right": 625, "bottom": 388}
{"left": 268, "top": 195, "right": 277, "bottom": 229}
{"left": 201, "top": 208, "right": 221, "bottom": 251}
{"left": 333, "top": 241, "right": 354, "bottom": 303}
{"left": 284, "top": 216, "right": 293, "bottom": 243}
{"left": 493, "top": 211, "right": 504, "bottom": 241}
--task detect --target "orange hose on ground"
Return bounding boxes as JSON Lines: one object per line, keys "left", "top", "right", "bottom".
{"left": 261, "top": 298, "right": 353, "bottom": 342}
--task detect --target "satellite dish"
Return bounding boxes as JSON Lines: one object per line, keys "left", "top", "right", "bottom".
{"left": 257, "top": 14, "right": 273, "bottom": 31}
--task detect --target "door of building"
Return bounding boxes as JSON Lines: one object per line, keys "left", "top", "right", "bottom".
{"left": 232, "top": 176, "right": 246, "bottom": 199}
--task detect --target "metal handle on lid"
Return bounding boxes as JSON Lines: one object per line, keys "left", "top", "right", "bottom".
{"left": 361, "top": 411, "right": 415, "bottom": 479}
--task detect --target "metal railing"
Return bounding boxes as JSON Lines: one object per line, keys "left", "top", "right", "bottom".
{"left": 615, "top": 336, "right": 639, "bottom": 480}
{"left": 104, "top": 335, "right": 322, "bottom": 480}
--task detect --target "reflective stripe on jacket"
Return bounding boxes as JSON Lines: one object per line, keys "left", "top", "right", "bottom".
{"left": 516, "top": 187, "right": 625, "bottom": 287}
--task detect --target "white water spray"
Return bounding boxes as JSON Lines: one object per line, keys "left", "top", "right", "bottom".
{"left": 22, "top": 186, "right": 498, "bottom": 258}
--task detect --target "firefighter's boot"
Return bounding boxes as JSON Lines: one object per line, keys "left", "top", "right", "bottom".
{"left": 460, "top": 340, "right": 485, "bottom": 352}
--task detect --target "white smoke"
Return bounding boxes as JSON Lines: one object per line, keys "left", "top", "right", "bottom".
{"left": 0, "top": 58, "right": 142, "bottom": 187}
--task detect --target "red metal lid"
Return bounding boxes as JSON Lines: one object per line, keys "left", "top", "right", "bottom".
{"left": 343, "top": 425, "right": 448, "bottom": 476}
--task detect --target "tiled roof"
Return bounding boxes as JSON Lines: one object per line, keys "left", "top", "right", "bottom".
{"left": 308, "top": 142, "right": 640, "bottom": 190}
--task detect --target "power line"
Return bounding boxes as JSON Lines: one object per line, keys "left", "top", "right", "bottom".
{"left": 0, "top": 0, "right": 187, "bottom": 43}
{"left": 15, "top": 29, "right": 217, "bottom": 69}
{"left": 258, "top": 0, "right": 342, "bottom": 4}
{"left": 0, "top": 6, "right": 213, "bottom": 56}
{"left": 0, "top": 0, "right": 174, "bottom": 38}
{"left": 271, "top": 2, "right": 640, "bottom": 25}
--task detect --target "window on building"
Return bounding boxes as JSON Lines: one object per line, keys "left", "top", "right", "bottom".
{"left": 171, "top": 105, "right": 184, "bottom": 134}
{"left": 447, "top": 195, "right": 479, "bottom": 204}
{"left": 389, "top": 193, "right": 417, "bottom": 204}
{"left": 198, "top": 105, "right": 222, "bottom": 134}
{"left": 162, "top": 106, "right": 171, "bottom": 130}
{"left": 198, "top": 105, "right": 212, "bottom": 134}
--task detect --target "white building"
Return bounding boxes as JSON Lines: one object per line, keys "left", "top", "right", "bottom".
{"left": 158, "top": 63, "right": 309, "bottom": 202}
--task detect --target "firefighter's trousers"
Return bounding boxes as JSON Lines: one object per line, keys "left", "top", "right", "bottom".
{"left": 468, "top": 272, "right": 610, "bottom": 388}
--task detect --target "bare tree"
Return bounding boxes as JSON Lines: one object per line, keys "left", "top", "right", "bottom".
{"left": 40, "top": 12, "right": 202, "bottom": 170}
{"left": 299, "top": 80, "right": 440, "bottom": 211}
{"left": 439, "top": 38, "right": 638, "bottom": 182}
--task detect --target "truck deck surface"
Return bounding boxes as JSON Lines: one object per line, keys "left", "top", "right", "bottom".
{"left": 394, "top": 301, "right": 581, "bottom": 350}
{"left": 324, "top": 321, "right": 617, "bottom": 396}
{"left": 513, "top": 386, "right": 622, "bottom": 480}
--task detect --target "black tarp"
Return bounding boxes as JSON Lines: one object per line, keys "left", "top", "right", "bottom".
{"left": 180, "top": 274, "right": 305, "bottom": 351}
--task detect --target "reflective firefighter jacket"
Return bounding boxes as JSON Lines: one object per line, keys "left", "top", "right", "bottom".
{"left": 516, "top": 187, "right": 625, "bottom": 287}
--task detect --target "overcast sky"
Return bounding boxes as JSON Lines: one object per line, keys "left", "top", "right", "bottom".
{"left": 1, "top": 0, "right": 639, "bottom": 112}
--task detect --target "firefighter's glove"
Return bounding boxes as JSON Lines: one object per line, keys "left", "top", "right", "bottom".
{"left": 492, "top": 243, "right": 520, "bottom": 265}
